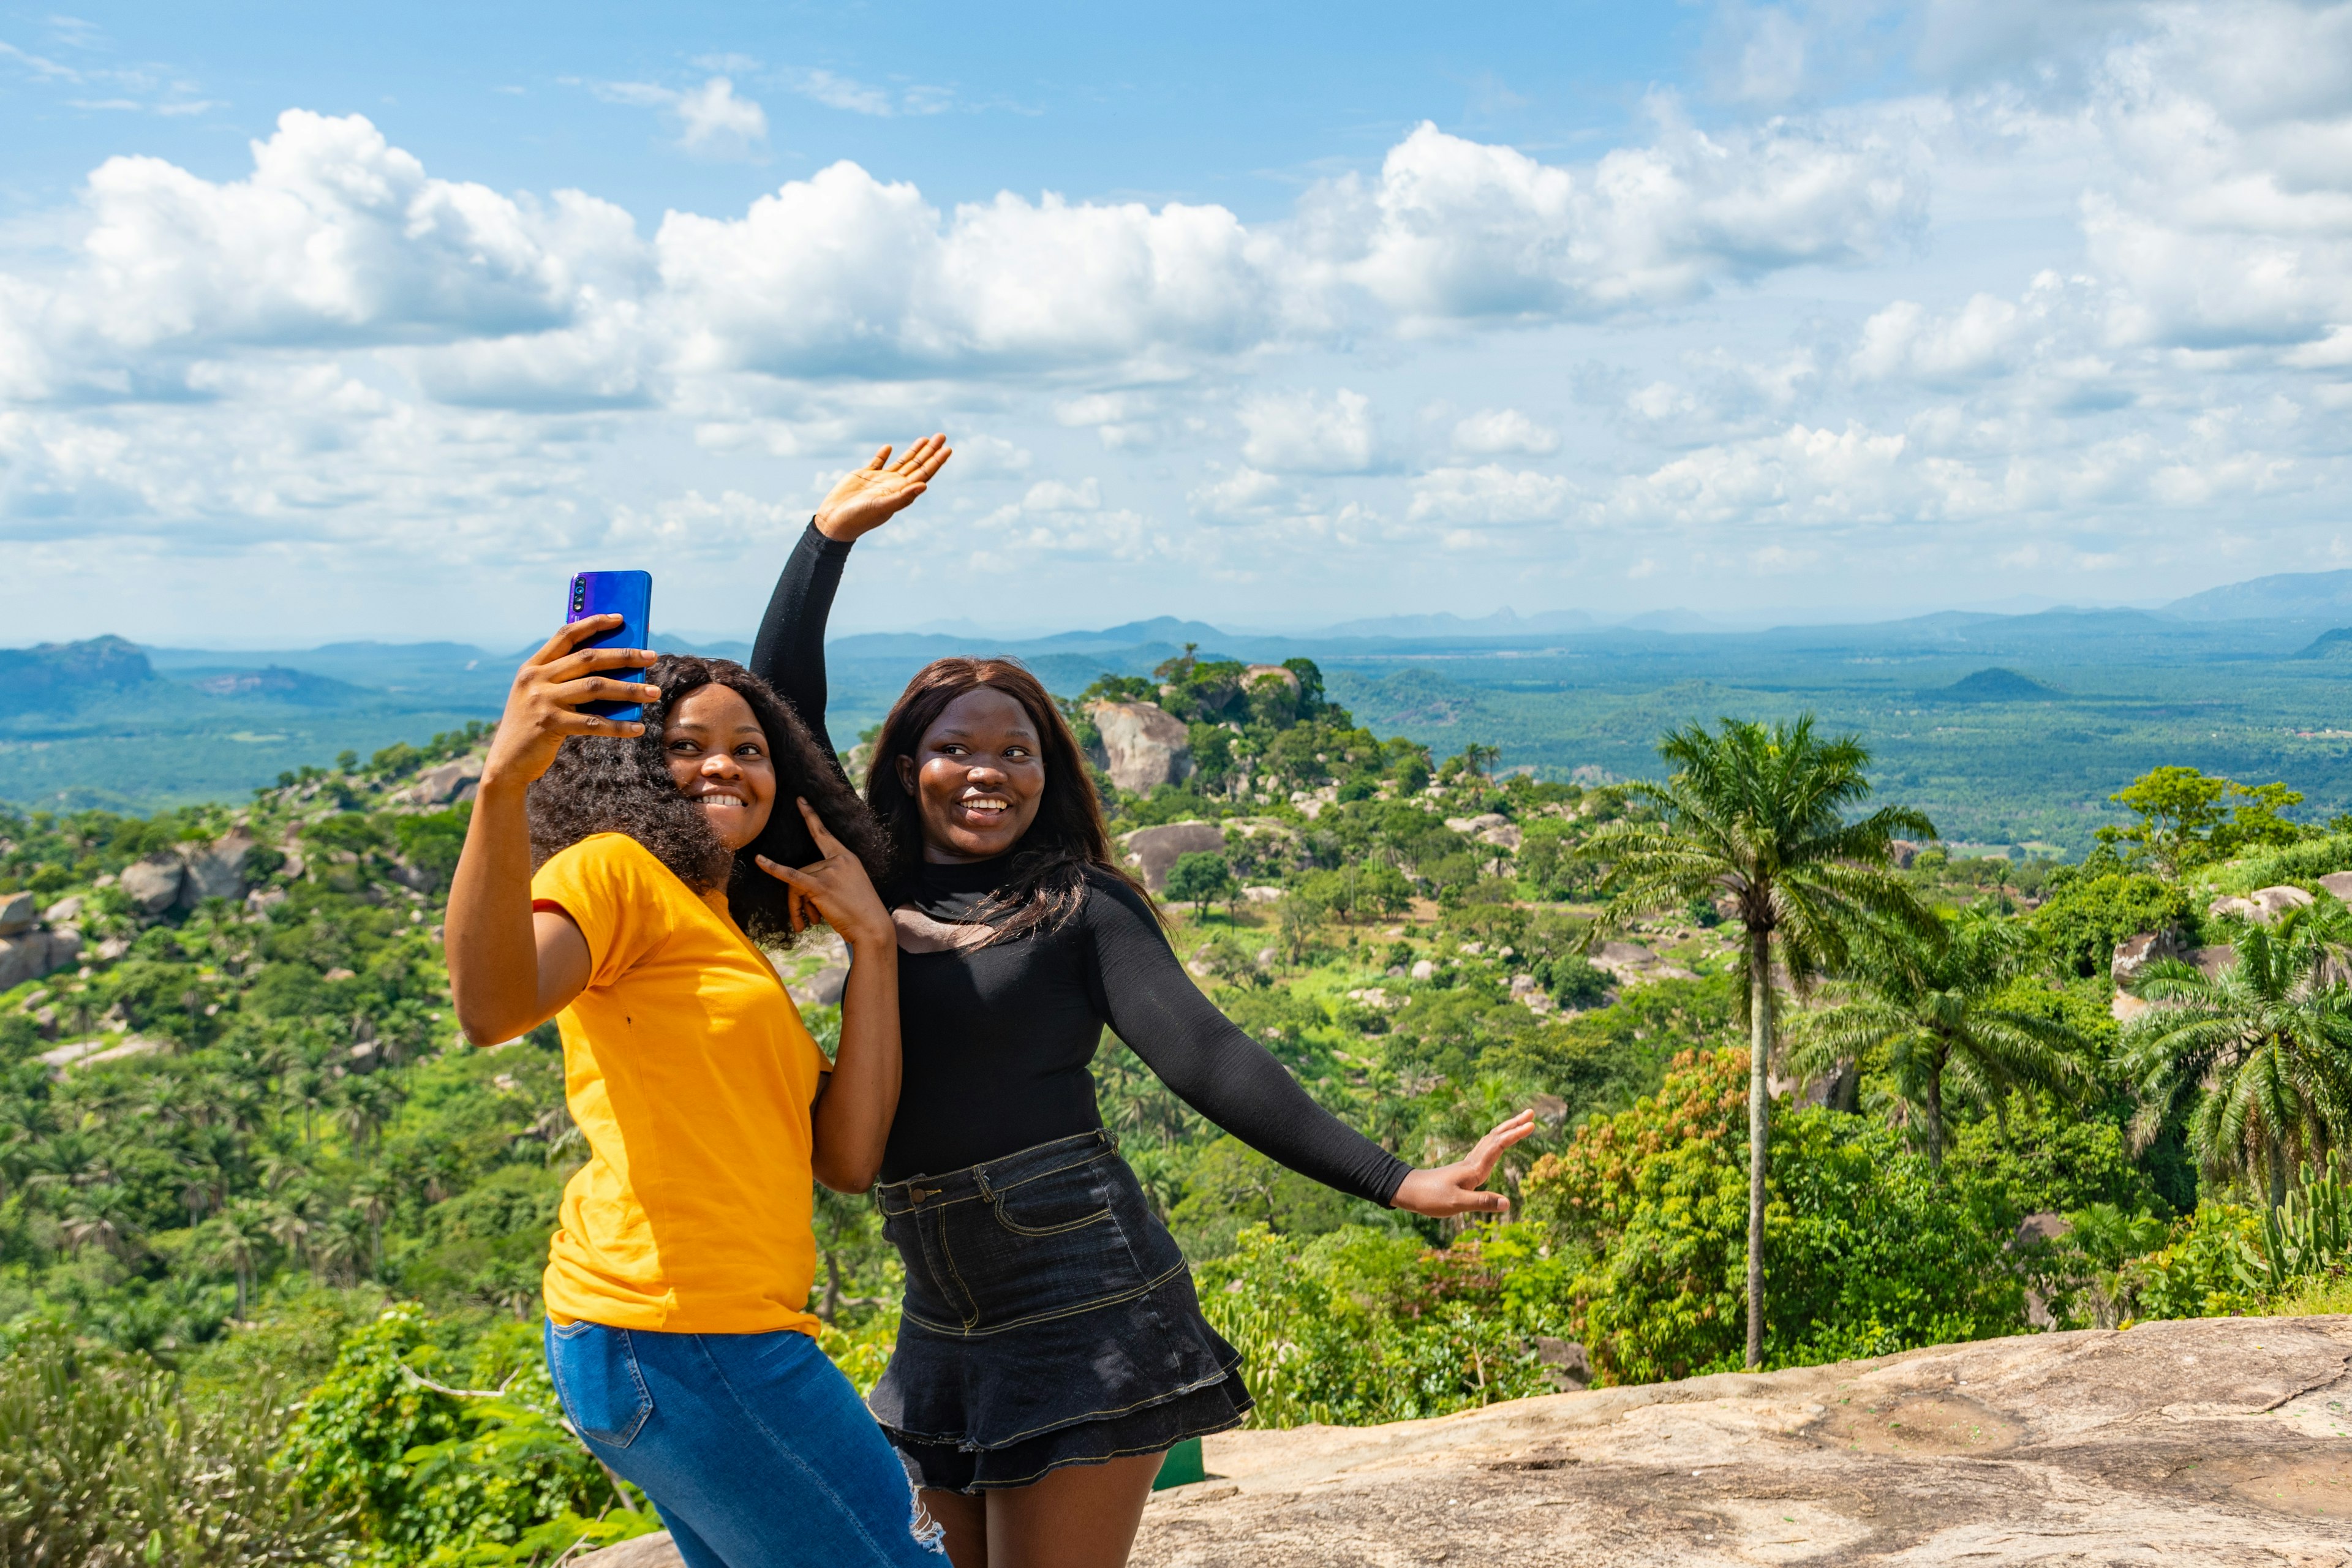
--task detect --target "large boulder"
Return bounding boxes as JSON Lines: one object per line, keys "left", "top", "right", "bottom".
{"left": 178, "top": 826, "right": 257, "bottom": 907}
{"left": 117, "top": 853, "right": 186, "bottom": 915}
{"left": 2111, "top": 929, "right": 2184, "bottom": 986}
{"left": 2320, "top": 870, "right": 2352, "bottom": 902}
{"left": 1088, "top": 701, "right": 1193, "bottom": 794}
{"left": 0, "top": 931, "right": 76, "bottom": 990}
{"left": 2207, "top": 884, "right": 2315, "bottom": 923}
{"left": 396, "top": 757, "right": 485, "bottom": 807}
{"left": 0, "top": 891, "right": 33, "bottom": 936}
{"left": 1119, "top": 821, "right": 1227, "bottom": 894}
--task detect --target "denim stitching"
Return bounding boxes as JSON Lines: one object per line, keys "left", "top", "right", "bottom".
{"left": 986, "top": 1188, "right": 1112, "bottom": 1237}
{"left": 896, "top": 1256, "right": 1189, "bottom": 1338}
{"left": 545, "top": 1322, "right": 654, "bottom": 1449}
{"left": 880, "top": 1349, "right": 1246, "bottom": 1450}
{"left": 932, "top": 1206, "right": 981, "bottom": 1330}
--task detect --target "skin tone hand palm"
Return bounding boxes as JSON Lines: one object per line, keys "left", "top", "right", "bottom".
{"left": 1392, "top": 1108, "right": 1538, "bottom": 1216}
{"left": 815, "top": 434, "right": 954, "bottom": 541}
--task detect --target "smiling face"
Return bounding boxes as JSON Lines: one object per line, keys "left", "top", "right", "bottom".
{"left": 662, "top": 682, "right": 777, "bottom": 851}
{"left": 899, "top": 685, "right": 1047, "bottom": 863}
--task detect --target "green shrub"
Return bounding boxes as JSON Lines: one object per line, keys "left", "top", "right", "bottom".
{"left": 278, "top": 1304, "right": 654, "bottom": 1566}
{"left": 1197, "top": 1224, "right": 1559, "bottom": 1427}
{"left": 0, "top": 1324, "right": 353, "bottom": 1567}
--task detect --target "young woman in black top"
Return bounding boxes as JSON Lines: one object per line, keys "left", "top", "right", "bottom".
{"left": 761, "top": 437, "right": 1534, "bottom": 1568}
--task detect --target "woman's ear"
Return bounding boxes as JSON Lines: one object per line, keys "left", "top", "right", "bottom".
{"left": 895, "top": 752, "right": 916, "bottom": 794}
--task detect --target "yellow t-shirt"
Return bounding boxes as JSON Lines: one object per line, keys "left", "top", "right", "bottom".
{"left": 529, "top": 832, "right": 824, "bottom": 1336}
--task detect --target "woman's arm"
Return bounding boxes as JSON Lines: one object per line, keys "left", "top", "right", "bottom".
{"left": 446, "top": 619, "right": 660, "bottom": 1044}
{"left": 759, "top": 799, "right": 903, "bottom": 1192}
{"left": 1084, "top": 878, "right": 1532, "bottom": 1216}
{"left": 747, "top": 435, "right": 952, "bottom": 762}
{"left": 748, "top": 524, "right": 853, "bottom": 761}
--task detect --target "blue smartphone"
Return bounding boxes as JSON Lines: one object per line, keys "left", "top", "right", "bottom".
{"left": 565, "top": 570, "right": 653, "bottom": 722}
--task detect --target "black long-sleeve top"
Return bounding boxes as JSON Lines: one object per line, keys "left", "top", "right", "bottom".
{"left": 750, "top": 522, "right": 1411, "bottom": 1204}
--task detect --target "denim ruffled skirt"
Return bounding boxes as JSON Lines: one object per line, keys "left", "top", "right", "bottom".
{"left": 867, "top": 1130, "right": 1252, "bottom": 1492}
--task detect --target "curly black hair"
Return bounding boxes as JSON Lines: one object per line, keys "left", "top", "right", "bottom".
{"left": 527, "top": 654, "right": 889, "bottom": 942}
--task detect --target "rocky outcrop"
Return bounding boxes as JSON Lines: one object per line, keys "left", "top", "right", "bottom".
{"left": 1444, "top": 812, "right": 1521, "bottom": 849}
{"left": 573, "top": 1316, "right": 2352, "bottom": 1568}
{"left": 2209, "top": 884, "right": 2316, "bottom": 923}
{"left": 2111, "top": 929, "right": 2187, "bottom": 985}
{"left": 1120, "top": 821, "right": 1227, "bottom": 893}
{"left": 178, "top": 827, "right": 257, "bottom": 907}
{"left": 2321, "top": 870, "right": 2352, "bottom": 902}
{"left": 394, "top": 757, "right": 484, "bottom": 807}
{"left": 1088, "top": 701, "right": 1193, "bottom": 793}
{"left": 0, "top": 929, "right": 79, "bottom": 990}
{"left": 118, "top": 853, "right": 186, "bottom": 914}
{"left": 0, "top": 892, "right": 33, "bottom": 936}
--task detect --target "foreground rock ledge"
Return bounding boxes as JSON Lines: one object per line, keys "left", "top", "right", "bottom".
{"left": 580, "top": 1316, "right": 2352, "bottom": 1567}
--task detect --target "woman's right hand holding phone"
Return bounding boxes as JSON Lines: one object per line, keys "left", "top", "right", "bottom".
{"left": 480, "top": 616, "right": 662, "bottom": 792}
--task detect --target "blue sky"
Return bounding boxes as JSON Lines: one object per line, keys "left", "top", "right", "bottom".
{"left": 4, "top": 1, "right": 2350, "bottom": 645}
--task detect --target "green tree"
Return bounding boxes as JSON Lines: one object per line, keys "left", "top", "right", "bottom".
{"left": 198, "top": 1200, "right": 271, "bottom": 1320}
{"left": 1793, "top": 907, "right": 2086, "bottom": 1176}
{"left": 1166, "top": 851, "right": 1236, "bottom": 921}
{"left": 2119, "top": 904, "right": 2352, "bottom": 1210}
{"left": 2102, "top": 767, "right": 2310, "bottom": 877}
{"left": 1583, "top": 715, "right": 1935, "bottom": 1367}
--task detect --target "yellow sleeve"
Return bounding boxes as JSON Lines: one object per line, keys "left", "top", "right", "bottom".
{"left": 530, "top": 834, "right": 674, "bottom": 989}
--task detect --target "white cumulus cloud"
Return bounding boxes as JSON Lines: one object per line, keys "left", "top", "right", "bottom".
{"left": 1451, "top": 407, "right": 1559, "bottom": 455}
{"left": 1238, "top": 388, "right": 1381, "bottom": 473}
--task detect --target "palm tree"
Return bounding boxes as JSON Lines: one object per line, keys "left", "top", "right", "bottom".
{"left": 1792, "top": 907, "right": 2086, "bottom": 1176}
{"left": 347, "top": 1177, "right": 391, "bottom": 1280}
{"left": 200, "top": 1201, "right": 271, "bottom": 1321}
{"left": 2119, "top": 905, "right": 2352, "bottom": 1210}
{"left": 61, "top": 1183, "right": 138, "bottom": 1261}
{"left": 1585, "top": 715, "right": 1934, "bottom": 1368}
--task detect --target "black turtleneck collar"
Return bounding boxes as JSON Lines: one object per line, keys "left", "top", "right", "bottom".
{"left": 903, "top": 853, "right": 1016, "bottom": 921}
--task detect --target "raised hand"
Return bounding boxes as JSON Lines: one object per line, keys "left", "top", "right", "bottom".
{"left": 756, "top": 798, "right": 894, "bottom": 953}
{"left": 480, "top": 617, "right": 660, "bottom": 790}
{"left": 1389, "top": 1109, "right": 1539, "bottom": 1218}
{"left": 812, "top": 434, "right": 953, "bottom": 542}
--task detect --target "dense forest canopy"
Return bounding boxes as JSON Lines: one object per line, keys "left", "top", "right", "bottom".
{"left": 4, "top": 667, "right": 2351, "bottom": 1564}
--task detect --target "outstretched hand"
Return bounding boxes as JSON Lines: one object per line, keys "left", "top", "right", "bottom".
{"left": 1389, "top": 1110, "right": 1539, "bottom": 1218}
{"left": 813, "top": 434, "right": 952, "bottom": 542}
{"left": 755, "top": 798, "right": 894, "bottom": 953}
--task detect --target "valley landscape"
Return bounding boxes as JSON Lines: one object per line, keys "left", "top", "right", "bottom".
{"left": 24, "top": 564, "right": 2352, "bottom": 853}
{"left": 7, "top": 584, "right": 2352, "bottom": 1561}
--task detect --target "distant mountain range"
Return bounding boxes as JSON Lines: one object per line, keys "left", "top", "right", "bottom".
{"left": 2162, "top": 568, "right": 2352, "bottom": 623}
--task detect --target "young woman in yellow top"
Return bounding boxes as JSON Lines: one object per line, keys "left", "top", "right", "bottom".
{"left": 445, "top": 440, "right": 954, "bottom": 1567}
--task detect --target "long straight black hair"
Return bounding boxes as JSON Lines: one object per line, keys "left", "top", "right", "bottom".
{"left": 529, "top": 654, "right": 888, "bottom": 941}
{"left": 865, "top": 657, "right": 1155, "bottom": 942}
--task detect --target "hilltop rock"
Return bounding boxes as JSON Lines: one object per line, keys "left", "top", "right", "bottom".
{"left": 2112, "top": 929, "right": 2184, "bottom": 985}
{"left": 2209, "top": 884, "right": 2315, "bottom": 924}
{"left": 1088, "top": 701, "right": 1194, "bottom": 793}
{"left": 178, "top": 827, "right": 257, "bottom": 906}
{"left": 117, "top": 853, "right": 185, "bottom": 914}
{"left": 0, "top": 892, "right": 33, "bottom": 937}
{"left": 2321, "top": 870, "right": 2352, "bottom": 902}
{"left": 0, "top": 932, "right": 75, "bottom": 990}
{"left": 573, "top": 1316, "right": 2352, "bottom": 1568}
{"left": 394, "top": 757, "right": 484, "bottom": 807}
{"left": 1121, "top": 822, "right": 1226, "bottom": 893}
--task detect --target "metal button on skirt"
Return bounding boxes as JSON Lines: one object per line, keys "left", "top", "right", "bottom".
{"left": 868, "top": 1130, "right": 1252, "bottom": 1492}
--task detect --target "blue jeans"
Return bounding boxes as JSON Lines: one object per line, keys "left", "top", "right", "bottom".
{"left": 544, "top": 1318, "right": 944, "bottom": 1568}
